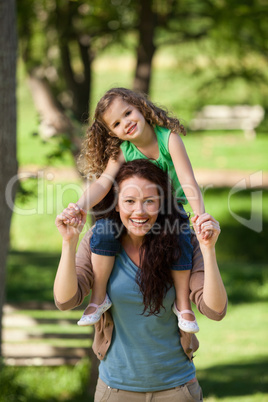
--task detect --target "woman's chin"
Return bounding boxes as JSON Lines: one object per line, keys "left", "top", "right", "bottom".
{"left": 127, "top": 224, "right": 151, "bottom": 237}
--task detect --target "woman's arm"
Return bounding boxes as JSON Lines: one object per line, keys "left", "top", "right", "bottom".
{"left": 169, "top": 132, "right": 205, "bottom": 218}
{"left": 191, "top": 214, "right": 227, "bottom": 316}
{"left": 54, "top": 208, "right": 89, "bottom": 305}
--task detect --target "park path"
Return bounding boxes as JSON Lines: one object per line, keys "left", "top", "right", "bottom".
{"left": 2, "top": 303, "right": 93, "bottom": 366}
{"left": 19, "top": 166, "right": 268, "bottom": 188}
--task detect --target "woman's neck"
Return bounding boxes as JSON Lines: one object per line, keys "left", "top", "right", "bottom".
{"left": 122, "top": 233, "right": 143, "bottom": 249}
{"left": 121, "top": 233, "right": 144, "bottom": 267}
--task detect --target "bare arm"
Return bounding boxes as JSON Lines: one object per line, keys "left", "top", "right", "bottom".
{"left": 54, "top": 209, "right": 86, "bottom": 304}
{"left": 77, "top": 151, "right": 125, "bottom": 211}
{"left": 169, "top": 132, "right": 205, "bottom": 216}
{"left": 192, "top": 214, "right": 227, "bottom": 314}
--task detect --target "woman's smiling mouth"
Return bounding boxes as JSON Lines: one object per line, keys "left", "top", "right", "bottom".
{"left": 130, "top": 218, "right": 149, "bottom": 226}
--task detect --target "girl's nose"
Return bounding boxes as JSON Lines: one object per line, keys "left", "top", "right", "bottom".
{"left": 124, "top": 117, "right": 131, "bottom": 128}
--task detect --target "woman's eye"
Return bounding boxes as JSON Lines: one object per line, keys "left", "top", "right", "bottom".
{"left": 125, "top": 199, "right": 134, "bottom": 204}
{"left": 145, "top": 199, "right": 154, "bottom": 204}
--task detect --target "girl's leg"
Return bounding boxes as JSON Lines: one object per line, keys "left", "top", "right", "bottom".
{"left": 84, "top": 253, "right": 114, "bottom": 315}
{"left": 171, "top": 270, "right": 199, "bottom": 333}
{"left": 171, "top": 270, "right": 193, "bottom": 321}
{"left": 77, "top": 254, "right": 114, "bottom": 326}
{"left": 77, "top": 219, "right": 121, "bottom": 325}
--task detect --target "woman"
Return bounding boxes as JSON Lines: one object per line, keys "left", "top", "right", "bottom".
{"left": 54, "top": 160, "right": 227, "bottom": 402}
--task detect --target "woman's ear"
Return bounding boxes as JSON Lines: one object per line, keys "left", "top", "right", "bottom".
{"left": 115, "top": 204, "right": 119, "bottom": 212}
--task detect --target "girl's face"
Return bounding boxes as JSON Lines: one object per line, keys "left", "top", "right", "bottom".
{"left": 116, "top": 176, "right": 160, "bottom": 240}
{"left": 102, "top": 97, "right": 149, "bottom": 143}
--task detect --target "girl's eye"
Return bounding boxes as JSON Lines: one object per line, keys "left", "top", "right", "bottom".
{"left": 114, "top": 122, "right": 119, "bottom": 128}
{"left": 125, "top": 110, "right": 132, "bottom": 116}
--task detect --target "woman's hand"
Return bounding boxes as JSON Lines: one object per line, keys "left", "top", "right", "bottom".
{"left": 191, "top": 213, "right": 220, "bottom": 249}
{"left": 55, "top": 205, "right": 87, "bottom": 242}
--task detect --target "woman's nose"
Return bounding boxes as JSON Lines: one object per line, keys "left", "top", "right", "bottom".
{"left": 134, "top": 201, "right": 145, "bottom": 214}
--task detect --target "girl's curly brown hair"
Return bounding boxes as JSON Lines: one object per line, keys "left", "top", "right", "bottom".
{"left": 78, "top": 87, "right": 186, "bottom": 178}
{"left": 92, "top": 159, "right": 188, "bottom": 316}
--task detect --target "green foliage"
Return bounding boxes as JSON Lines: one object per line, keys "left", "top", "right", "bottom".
{"left": 0, "top": 363, "right": 27, "bottom": 402}
{"left": 17, "top": 0, "right": 138, "bottom": 125}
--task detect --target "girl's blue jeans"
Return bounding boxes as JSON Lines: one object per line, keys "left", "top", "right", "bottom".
{"left": 90, "top": 205, "right": 193, "bottom": 271}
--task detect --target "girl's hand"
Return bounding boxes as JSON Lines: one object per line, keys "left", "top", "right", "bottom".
{"left": 62, "top": 203, "right": 83, "bottom": 227}
{"left": 191, "top": 213, "right": 220, "bottom": 249}
{"left": 55, "top": 206, "right": 87, "bottom": 241}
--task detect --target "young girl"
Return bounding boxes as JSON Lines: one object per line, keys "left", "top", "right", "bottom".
{"left": 65, "top": 87, "right": 206, "bottom": 333}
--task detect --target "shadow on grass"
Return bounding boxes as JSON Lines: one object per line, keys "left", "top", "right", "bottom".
{"left": 6, "top": 251, "right": 60, "bottom": 303}
{"left": 198, "top": 357, "right": 268, "bottom": 399}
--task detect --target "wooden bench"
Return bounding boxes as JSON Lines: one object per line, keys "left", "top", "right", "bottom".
{"left": 189, "top": 105, "right": 265, "bottom": 138}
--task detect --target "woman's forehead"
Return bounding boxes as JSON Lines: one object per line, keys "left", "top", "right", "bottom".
{"left": 118, "top": 176, "right": 159, "bottom": 197}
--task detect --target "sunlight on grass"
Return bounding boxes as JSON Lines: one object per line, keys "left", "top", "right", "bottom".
{"left": 194, "top": 303, "right": 268, "bottom": 401}
{"left": 9, "top": 179, "right": 87, "bottom": 252}
{"left": 184, "top": 132, "right": 268, "bottom": 171}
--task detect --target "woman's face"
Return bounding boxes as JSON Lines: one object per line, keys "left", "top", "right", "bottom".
{"left": 116, "top": 176, "right": 161, "bottom": 240}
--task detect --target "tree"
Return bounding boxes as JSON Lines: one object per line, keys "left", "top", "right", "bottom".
{"left": 0, "top": 0, "right": 18, "bottom": 356}
{"left": 18, "top": 0, "right": 137, "bottom": 156}
{"left": 133, "top": 0, "right": 156, "bottom": 93}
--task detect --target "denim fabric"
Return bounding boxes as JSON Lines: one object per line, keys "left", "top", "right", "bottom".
{"left": 171, "top": 205, "right": 193, "bottom": 271}
{"left": 90, "top": 219, "right": 122, "bottom": 256}
{"left": 90, "top": 206, "right": 193, "bottom": 268}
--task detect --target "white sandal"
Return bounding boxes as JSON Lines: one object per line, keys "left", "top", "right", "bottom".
{"left": 77, "top": 294, "right": 112, "bottom": 326}
{"left": 172, "top": 303, "right": 199, "bottom": 333}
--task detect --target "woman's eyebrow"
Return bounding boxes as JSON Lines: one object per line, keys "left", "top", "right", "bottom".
{"left": 121, "top": 195, "right": 136, "bottom": 199}
{"left": 121, "top": 195, "right": 158, "bottom": 200}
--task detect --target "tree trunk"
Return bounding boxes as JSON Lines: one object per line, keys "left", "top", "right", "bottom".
{"left": 0, "top": 0, "right": 18, "bottom": 356}
{"left": 27, "top": 73, "right": 82, "bottom": 158}
{"left": 28, "top": 73, "right": 75, "bottom": 138}
{"left": 133, "top": 0, "right": 157, "bottom": 94}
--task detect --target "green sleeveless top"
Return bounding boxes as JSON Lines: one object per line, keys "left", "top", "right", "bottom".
{"left": 120, "top": 125, "right": 187, "bottom": 204}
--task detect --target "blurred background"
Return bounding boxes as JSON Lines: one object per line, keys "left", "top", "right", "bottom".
{"left": 1, "top": 1, "right": 268, "bottom": 401}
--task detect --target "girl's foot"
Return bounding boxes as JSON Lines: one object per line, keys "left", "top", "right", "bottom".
{"left": 77, "top": 294, "right": 112, "bottom": 326}
{"left": 172, "top": 303, "right": 199, "bottom": 333}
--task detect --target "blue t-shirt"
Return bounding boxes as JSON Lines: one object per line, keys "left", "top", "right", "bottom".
{"left": 99, "top": 249, "right": 195, "bottom": 392}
